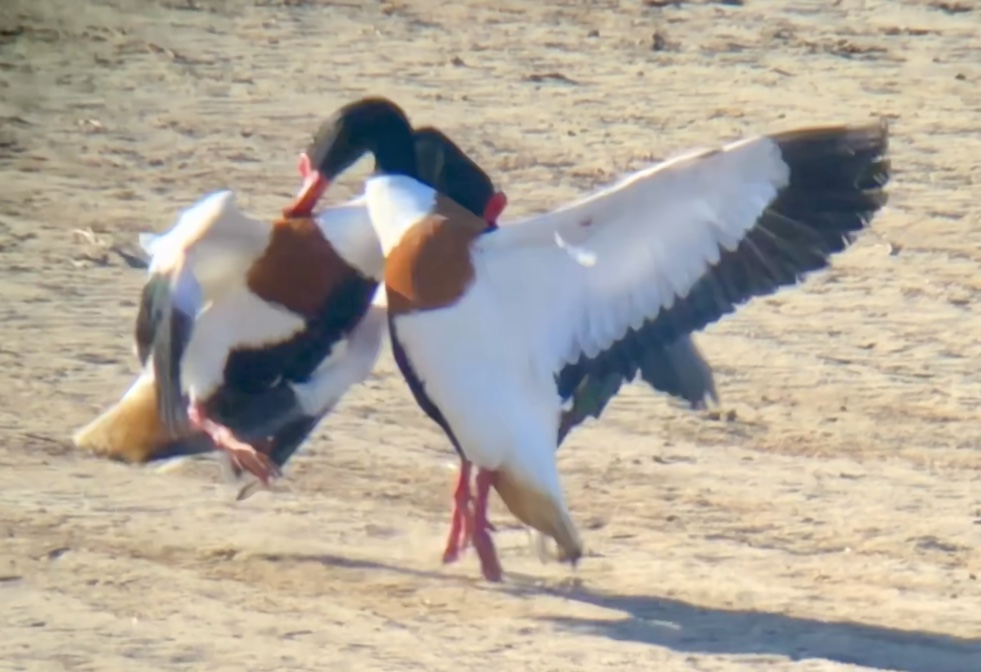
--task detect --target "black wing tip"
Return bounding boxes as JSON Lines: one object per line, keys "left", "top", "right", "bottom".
{"left": 633, "top": 119, "right": 894, "bottom": 352}
{"left": 766, "top": 118, "right": 893, "bottom": 256}
{"left": 555, "top": 331, "right": 720, "bottom": 445}
{"left": 771, "top": 118, "right": 890, "bottom": 158}
{"left": 770, "top": 118, "right": 890, "bottom": 152}
{"left": 151, "top": 299, "right": 196, "bottom": 437}
{"left": 637, "top": 334, "right": 720, "bottom": 409}
{"left": 772, "top": 119, "right": 892, "bottom": 195}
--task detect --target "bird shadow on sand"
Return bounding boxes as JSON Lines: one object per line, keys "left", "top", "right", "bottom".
{"left": 247, "top": 551, "right": 478, "bottom": 584}
{"left": 503, "top": 582, "right": 980, "bottom": 672}
{"left": 243, "top": 550, "right": 979, "bottom": 672}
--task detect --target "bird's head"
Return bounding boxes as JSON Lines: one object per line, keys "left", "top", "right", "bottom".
{"left": 290, "top": 101, "right": 509, "bottom": 226}
{"left": 287, "top": 97, "right": 417, "bottom": 218}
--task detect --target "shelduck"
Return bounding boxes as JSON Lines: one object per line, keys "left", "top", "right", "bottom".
{"left": 299, "top": 108, "right": 722, "bottom": 570}
{"left": 73, "top": 126, "right": 509, "bottom": 496}
{"left": 299, "top": 96, "right": 891, "bottom": 581}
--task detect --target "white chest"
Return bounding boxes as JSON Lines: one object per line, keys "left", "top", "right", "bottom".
{"left": 364, "top": 175, "right": 438, "bottom": 254}
{"left": 180, "top": 288, "right": 306, "bottom": 400}
{"left": 390, "top": 284, "right": 561, "bottom": 471}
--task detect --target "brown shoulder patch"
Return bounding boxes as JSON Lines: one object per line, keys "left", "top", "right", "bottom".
{"left": 247, "top": 216, "right": 357, "bottom": 320}
{"left": 385, "top": 193, "right": 486, "bottom": 316}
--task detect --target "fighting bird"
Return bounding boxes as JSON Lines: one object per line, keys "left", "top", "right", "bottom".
{"left": 297, "top": 96, "right": 891, "bottom": 581}
{"left": 72, "top": 127, "right": 515, "bottom": 497}
{"left": 72, "top": 128, "right": 508, "bottom": 475}
{"left": 73, "top": 125, "right": 718, "bottom": 528}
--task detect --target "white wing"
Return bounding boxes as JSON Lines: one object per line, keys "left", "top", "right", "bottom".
{"left": 472, "top": 122, "right": 889, "bottom": 379}
{"left": 169, "top": 258, "right": 205, "bottom": 318}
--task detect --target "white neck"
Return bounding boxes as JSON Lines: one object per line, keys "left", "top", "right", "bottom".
{"left": 363, "top": 174, "right": 438, "bottom": 256}
{"left": 313, "top": 196, "right": 384, "bottom": 280}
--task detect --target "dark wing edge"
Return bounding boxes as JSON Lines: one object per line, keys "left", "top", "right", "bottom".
{"left": 555, "top": 120, "right": 890, "bottom": 445}
{"left": 133, "top": 272, "right": 199, "bottom": 438}
{"left": 556, "top": 333, "right": 718, "bottom": 445}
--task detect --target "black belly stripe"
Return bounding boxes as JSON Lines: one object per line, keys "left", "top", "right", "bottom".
{"left": 206, "top": 273, "right": 378, "bottom": 421}
{"left": 382, "top": 192, "right": 498, "bottom": 461}
{"left": 388, "top": 314, "right": 466, "bottom": 459}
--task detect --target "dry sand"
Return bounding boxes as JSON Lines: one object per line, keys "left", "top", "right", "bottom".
{"left": 1, "top": 0, "right": 980, "bottom": 670}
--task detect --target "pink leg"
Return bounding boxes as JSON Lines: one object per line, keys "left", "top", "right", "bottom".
{"left": 472, "top": 469, "right": 503, "bottom": 582}
{"left": 187, "top": 402, "right": 280, "bottom": 485}
{"left": 442, "top": 459, "right": 472, "bottom": 564}
{"left": 297, "top": 152, "right": 312, "bottom": 180}
{"left": 224, "top": 437, "right": 275, "bottom": 481}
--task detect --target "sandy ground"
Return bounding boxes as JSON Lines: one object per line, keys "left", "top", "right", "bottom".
{"left": 2, "top": 0, "right": 980, "bottom": 670}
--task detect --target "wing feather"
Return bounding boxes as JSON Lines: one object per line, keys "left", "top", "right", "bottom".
{"left": 472, "top": 122, "right": 890, "bottom": 381}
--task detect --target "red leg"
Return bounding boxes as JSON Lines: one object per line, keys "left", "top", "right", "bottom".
{"left": 472, "top": 469, "right": 503, "bottom": 582}
{"left": 442, "top": 459, "right": 472, "bottom": 564}
{"left": 187, "top": 402, "right": 280, "bottom": 485}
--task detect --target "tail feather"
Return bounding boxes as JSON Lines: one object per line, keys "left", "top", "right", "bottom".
{"left": 492, "top": 466, "right": 583, "bottom": 565}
